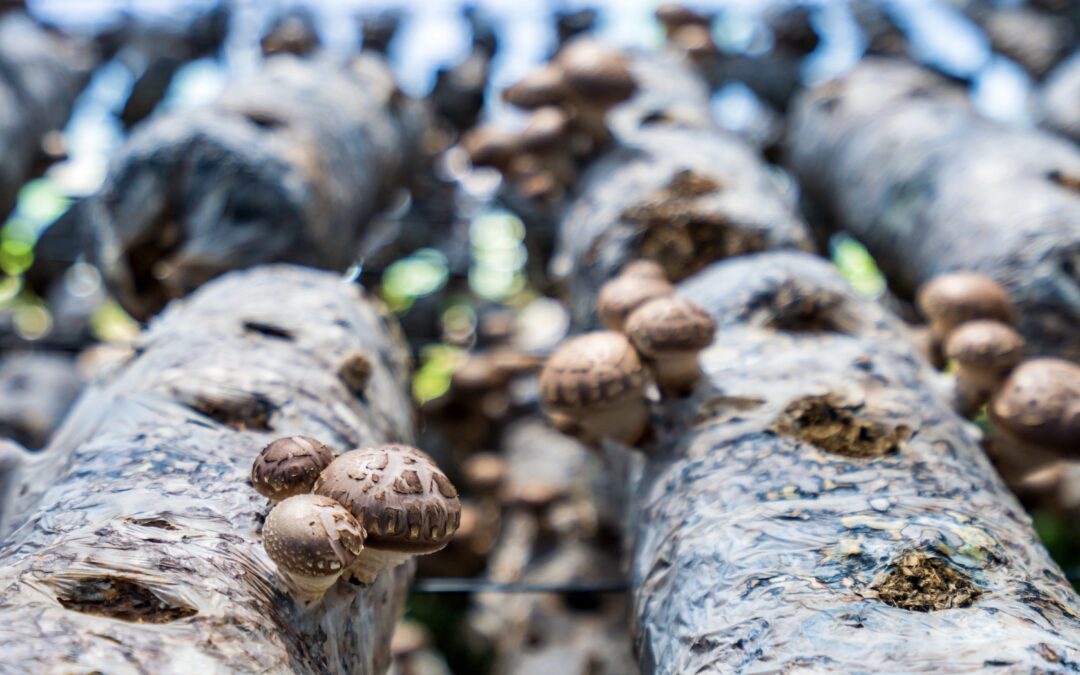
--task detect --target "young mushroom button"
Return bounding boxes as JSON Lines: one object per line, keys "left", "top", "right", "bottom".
{"left": 943, "top": 320, "right": 1025, "bottom": 417}
{"left": 555, "top": 41, "right": 637, "bottom": 151}
{"left": 502, "top": 64, "right": 570, "bottom": 110}
{"left": 916, "top": 273, "right": 1016, "bottom": 342}
{"left": 596, "top": 272, "right": 674, "bottom": 333}
{"left": 626, "top": 295, "right": 717, "bottom": 398}
{"left": 262, "top": 494, "right": 365, "bottom": 602}
{"left": 539, "top": 331, "right": 650, "bottom": 446}
{"left": 990, "top": 358, "right": 1080, "bottom": 463}
{"left": 251, "top": 436, "right": 336, "bottom": 502}
{"left": 313, "top": 445, "right": 462, "bottom": 584}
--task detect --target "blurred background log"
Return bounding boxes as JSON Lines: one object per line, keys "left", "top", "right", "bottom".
{"left": 787, "top": 59, "right": 1080, "bottom": 361}
{"left": 0, "top": 11, "right": 95, "bottom": 222}
{"left": 84, "top": 54, "right": 429, "bottom": 320}
{"left": 625, "top": 252, "right": 1080, "bottom": 672}
{"left": 1039, "top": 52, "right": 1080, "bottom": 144}
{"left": 0, "top": 265, "right": 414, "bottom": 673}
{"left": 0, "top": 352, "right": 83, "bottom": 450}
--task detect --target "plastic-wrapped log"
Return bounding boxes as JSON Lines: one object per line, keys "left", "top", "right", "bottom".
{"left": 959, "top": 1, "right": 1077, "bottom": 79}
{"left": 0, "top": 352, "right": 83, "bottom": 450}
{"left": 0, "top": 265, "right": 415, "bottom": 673}
{"left": 787, "top": 59, "right": 1080, "bottom": 361}
{"left": 552, "top": 125, "right": 814, "bottom": 326}
{"left": 0, "top": 12, "right": 94, "bottom": 220}
{"left": 620, "top": 251, "right": 1080, "bottom": 672}
{"left": 1039, "top": 51, "right": 1080, "bottom": 144}
{"left": 86, "top": 54, "right": 428, "bottom": 320}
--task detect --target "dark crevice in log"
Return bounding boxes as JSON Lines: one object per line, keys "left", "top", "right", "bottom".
{"left": 56, "top": 577, "right": 199, "bottom": 624}
{"left": 772, "top": 393, "right": 910, "bottom": 458}
{"left": 242, "top": 320, "right": 295, "bottom": 341}
{"left": 186, "top": 394, "right": 275, "bottom": 432}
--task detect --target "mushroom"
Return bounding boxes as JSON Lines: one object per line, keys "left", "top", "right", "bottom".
{"left": 620, "top": 259, "right": 668, "bottom": 280}
{"left": 462, "top": 451, "right": 508, "bottom": 498}
{"left": 625, "top": 295, "right": 716, "bottom": 398}
{"left": 671, "top": 24, "right": 720, "bottom": 67}
{"left": 554, "top": 40, "right": 637, "bottom": 153}
{"left": 942, "top": 320, "right": 1024, "bottom": 417}
{"left": 655, "top": 3, "right": 712, "bottom": 37}
{"left": 916, "top": 273, "right": 1016, "bottom": 343}
{"left": 989, "top": 358, "right": 1080, "bottom": 468}
{"left": 462, "top": 125, "right": 522, "bottom": 177}
{"left": 502, "top": 64, "right": 569, "bottom": 110}
{"left": 313, "top": 444, "right": 462, "bottom": 584}
{"left": 518, "top": 106, "right": 576, "bottom": 199}
{"left": 596, "top": 270, "right": 674, "bottom": 333}
{"left": 538, "top": 331, "right": 650, "bottom": 445}
{"left": 251, "top": 436, "right": 336, "bottom": 502}
{"left": 262, "top": 494, "right": 366, "bottom": 602}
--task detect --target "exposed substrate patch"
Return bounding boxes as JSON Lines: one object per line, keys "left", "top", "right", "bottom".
{"left": 872, "top": 552, "right": 981, "bottom": 612}
{"left": 773, "top": 394, "right": 908, "bottom": 458}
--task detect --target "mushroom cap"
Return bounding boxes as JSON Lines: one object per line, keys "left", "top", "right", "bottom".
{"left": 620, "top": 259, "right": 667, "bottom": 280}
{"left": 502, "top": 64, "right": 569, "bottom": 110}
{"left": 452, "top": 354, "right": 507, "bottom": 392}
{"left": 314, "top": 445, "right": 462, "bottom": 554}
{"left": 556, "top": 41, "right": 637, "bottom": 104}
{"left": 251, "top": 436, "right": 336, "bottom": 501}
{"left": 943, "top": 320, "right": 1025, "bottom": 371}
{"left": 655, "top": 2, "right": 711, "bottom": 30}
{"left": 626, "top": 295, "right": 717, "bottom": 357}
{"left": 672, "top": 24, "right": 718, "bottom": 58}
{"left": 596, "top": 274, "right": 674, "bottom": 331}
{"left": 916, "top": 273, "right": 1015, "bottom": 333}
{"left": 990, "top": 358, "right": 1080, "bottom": 456}
{"left": 462, "top": 452, "right": 508, "bottom": 493}
{"left": 462, "top": 126, "right": 521, "bottom": 170}
{"left": 539, "top": 331, "right": 647, "bottom": 412}
{"left": 520, "top": 107, "right": 570, "bottom": 152}
{"left": 263, "top": 494, "right": 365, "bottom": 579}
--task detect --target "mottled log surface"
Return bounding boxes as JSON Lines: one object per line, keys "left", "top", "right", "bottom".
{"left": 787, "top": 59, "right": 1080, "bottom": 360}
{"left": 624, "top": 252, "right": 1080, "bottom": 673}
{"left": 0, "top": 266, "right": 415, "bottom": 674}
{"left": 552, "top": 125, "right": 813, "bottom": 326}
{"left": 86, "top": 54, "right": 428, "bottom": 320}
{"left": 0, "top": 12, "right": 94, "bottom": 220}
{"left": 0, "top": 352, "right": 83, "bottom": 450}
{"left": 1040, "top": 52, "right": 1080, "bottom": 144}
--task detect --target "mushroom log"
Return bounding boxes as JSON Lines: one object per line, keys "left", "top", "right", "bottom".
{"left": 787, "top": 59, "right": 1080, "bottom": 360}
{"left": 625, "top": 253, "right": 1080, "bottom": 671}
{"left": 0, "top": 266, "right": 415, "bottom": 674}
{"left": 85, "top": 54, "right": 428, "bottom": 320}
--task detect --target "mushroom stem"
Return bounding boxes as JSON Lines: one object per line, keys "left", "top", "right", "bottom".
{"left": 984, "top": 430, "right": 1062, "bottom": 493}
{"left": 952, "top": 367, "right": 1003, "bottom": 418}
{"left": 283, "top": 570, "right": 344, "bottom": 603}
{"left": 578, "top": 393, "right": 650, "bottom": 446}
{"left": 646, "top": 351, "right": 703, "bottom": 398}
{"left": 347, "top": 549, "right": 414, "bottom": 585}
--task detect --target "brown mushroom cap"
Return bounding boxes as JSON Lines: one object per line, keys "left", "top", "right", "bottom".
{"left": 539, "top": 331, "right": 646, "bottom": 412}
{"left": 943, "top": 320, "right": 1025, "bottom": 372}
{"left": 251, "top": 436, "right": 336, "bottom": 501}
{"left": 462, "top": 126, "right": 521, "bottom": 171}
{"left": 625, "top": 295, "right": 716, "bottom": 357}
{"left": 596, "top": 274, "right": 674, "bottom": 332}
{"left": 990, "top": 358, "right": 1080, "bottom": 456}
{"left": 916, "top": 273, "right": 1016, "bottom": 337}
{"left": 655, "top": 3, "right": 711, "bottom": 32}
{"left": 461, "top": 452, "right": 508, "bottom": 494}
{"left": 520, "top": 107, "right": 570, "bottom": 152}
{"left": 671, "top": 24, "right": 719, "bottom": 59}
{"left": 620, "top": 259, "right": 667, "bottom": 280}
{"left": 314, "top": 445, "right": 462, "bottom": 554}
{"left": 452, "top": 354, "right": 508, "bottom": 392}
{"left": 263, "top": 494, "right": 365, "bottom": 580}
{"left": 555, "top": 41, "right": 637, "bottom": 104}
{"left": 502, "top": 64, "right": 570, "bottom": 110}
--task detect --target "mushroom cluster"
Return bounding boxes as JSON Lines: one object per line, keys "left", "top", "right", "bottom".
{"left": 253, "top": 437, "right": 460, "bottom": 602}
{"left": 539, "top": 260, "right": 716, "bottom": 446}
{"left": 914, "top": 272, "right": 1079, "bottom": 501}
{"left": 461, "top": 39, "right": 637, "bottom": 203}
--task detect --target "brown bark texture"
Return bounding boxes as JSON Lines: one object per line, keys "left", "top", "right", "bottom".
{"left": 551, "top": 125, "right": 814, "bottom": 327}
{"left": 86, "top": 54, "right": 428, "bottom": 320}
{"left": 0, "top": 12, "right": 94, "bottom": 220}
{"left": 0, "top": 265, "right": 416, "bottom": 674}
{"left": 787, "top": 58, "right": 1080, "bottom": 361}
{"left": 625, "top": 251, "right": 1080, "bottom": 672}
{"left": 1040, "top": 52, "right": 1080, "bottom": 144}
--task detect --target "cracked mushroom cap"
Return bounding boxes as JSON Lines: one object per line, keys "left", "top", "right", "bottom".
{"left": 263, "top": 494, "right": 365, "bottom": 582}
{"left": 462, "top": 126, "right": 521, "bottom": 172}
{"left": 596, "top": 273, "right": 674, "bottom": 332}
{"left": 625, "top": 295, "right": 716, "bottom": 357}
{"left": 990, "top": 358, "right": 1080, "bottom": 457}
{"left": 521, "top": 107, "right": 570, "bottom": 153}
{"left": 314, "top": 445, "right": 462, "bottom": 554}
{"left": 502, "top": 64, "right": 570, "bottom": 110}
{"left": 555, "top": 41, "right": 637, "bottom": 104}
{"left": 251, "top": 436, "right": 336, "bottom": 501}
{"left": 943, "top": 320, "right": 1025, "bottom": 372}
{"left": 539, "top": 331, "right": 647, "bottom": 413}
{"left": 916, "top": 273, "right": 1016, "bottom": 338}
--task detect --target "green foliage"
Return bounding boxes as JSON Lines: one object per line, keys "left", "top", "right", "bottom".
{"left": 830, "top": 233, "right": 886, "bottom": 299}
